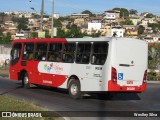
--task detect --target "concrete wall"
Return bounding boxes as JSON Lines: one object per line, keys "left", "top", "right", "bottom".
{"left": 0, "top": 45, "right": 11, "bottom": 67}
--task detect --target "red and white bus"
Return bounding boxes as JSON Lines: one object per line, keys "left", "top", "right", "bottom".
{"left": 9, "top": 37, "right": 148, "bottom": 99}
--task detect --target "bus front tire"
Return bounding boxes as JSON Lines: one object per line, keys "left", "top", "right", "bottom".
{"left": 22, "top": 73, "right": 31, "bottom": 88}
{"left": 68, "top": 80, "right": 81, "bottom": 99}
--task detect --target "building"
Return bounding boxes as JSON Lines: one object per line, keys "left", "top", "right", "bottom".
{"left": 140, "top": 18, "right": 157, "bottom": 28}
{"left": 74, "top": 18, "right": 86, "bottom": 27}
{"left": 104, "top": 10, "right": 120, "bottom": 23}
{"left": 103, "top": 25, "right": 112, "bottom": 37}
{"left": 129, "top": 16, "right": 141, "bottom": 25}
{"left": 111, "top": 26, "right": 124, "bottom": 37}
{"left": 125, "top": 30, "right": 138, "bottom": 37}
{"left": 123, "top": 25, "right": 137, "bottom": 30}
{"left": 88, "top": 22, "right": 102, "bottom": 31}
{"left": 71, "top": 14, "right": 89, "bottom": 19}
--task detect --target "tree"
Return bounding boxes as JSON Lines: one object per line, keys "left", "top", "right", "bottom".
{"left": 148, "top": 23, "right": 160, "bottom": 31}
{"left": 148, "top": 44, "right": 160, "bottom": 70}
{"left": 81, "top": 10, "right": 95, "bottom": 17}
{"left": 120, "top": 19, "right": 133, "bottom": 25}
{"left": 54, "top": 19, "right": 62, "bottom": 28}
{"left": 65, "top": 24, "right": 83, "bottom": 38}
{"left": 113, "top": 8, "right": 129, "bottom": 18}
{"left": 31, "top": 32, "right": 38, "bottom": 38}
{"left": 129, "top": 9, "right": 138, "bottom": 15}
{"left": 56, "top": 24, "right": 84, "bottom": 38}
{"left": 146, "top": 13, "right": 155, "bottom": 18}
{"left": 56, "top": 28, "right": 66, "bottom": 38}
{"left": 16, "top": 16, "right": 28, "bottom": 32}
{"left": 138, "top": 25, "right": 145, "bottom": 35}
{"left": 45, "top": 30, "right": 51, "bottom": 38}
{"left": 0, "top": 32, "right": 12, "bottom": 44}
{"left": 0, "top": 12, "right": 6, "bottom": 24}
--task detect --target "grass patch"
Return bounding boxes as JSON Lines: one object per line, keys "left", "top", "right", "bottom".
{"left": 0, "top": 96, "right": 61, "bottom": 120}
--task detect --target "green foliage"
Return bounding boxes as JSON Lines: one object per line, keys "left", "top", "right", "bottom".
{"left": 0, "top": 12, "right": 6, "bottom": 16}
{"left": 81, "top": 10, "right": 95, "bottom": 17}
{"left": 56, "top": 28, "right": 66, "bottom": 38}
{"left": 120, "top": 19, "right": 133, "bottom": 25}
{"left": 148, "top": 44, "right": 160, "bottom": 69}
{"left": 16, "top": 16, "right": 28, "bottom": 31}
{"left": 129, "top": 9, "right": 138, "bottom": 15}
{"left": 56, "top": 24, "right": 83, "bottom": 38}
{"left": 45, "top": 30, "right": 51, "bottom": 38}
{"left": 0, "top": 96, "right": 57, "bottom": 119}
{"left": 0, "top": 12, "right": 6, "bottom": 23}
{"left": 65, "top": 24, "right": 84, "bottom": 38}
{"left": 113, "top": 8, "right": 129, "bottom": 18}
{"left": 31, "top": 13, "right": 41, "bottom": 19}
{"left": 138, "top": 25, "right": 145, "bottom": 35}
{"left": 148, "top": 23, "right": 160, "bottom": 31}
{"left": 56, "top": 23, "right": 101, "bottom": 38}
{"left": 0, "top": 33, "right": 12, "bottom": 44}
{"left": 54, "top": 19, "right": 62, "bottom": 28}
{"left": 31, "top": 32, "right": 38, "bottom": 38}
{"left": 145, "top": 13, "right": 155, "bottom": 18}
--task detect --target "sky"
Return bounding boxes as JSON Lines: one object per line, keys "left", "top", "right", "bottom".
{"left": 0, "top": 0, "right": 160, "bottom": 16}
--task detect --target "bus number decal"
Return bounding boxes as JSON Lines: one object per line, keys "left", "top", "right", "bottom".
{"left": 95, "top": 67, "right": 102, "bottom": 70}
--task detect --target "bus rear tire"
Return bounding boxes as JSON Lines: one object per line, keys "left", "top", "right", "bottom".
{"left": 68, "top": 80, "right": 81, "bottom": 99}
{"left": 22, "top": 72, "right": 31, "bottom": 88}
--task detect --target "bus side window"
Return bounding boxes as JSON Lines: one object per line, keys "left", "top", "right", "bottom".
{"left": 10, "top": 43, "right": 22, "bottom": 66}
{"left": 62, "top": 43, "right": 76, "bottom": 63}
{"left": 48, "top": 43, "right": 62, "bottom": 62}
{"left": 22, "top": 43, "right": 34, "bottom": 60}
{"left": 35, "top": 43, "right": 48, "bottom": 61}
{"left": 76, "top": 43, "right": 91, "bottom": 64}
{"left": 91, "top": 42, "right": 108, "bottom": 65}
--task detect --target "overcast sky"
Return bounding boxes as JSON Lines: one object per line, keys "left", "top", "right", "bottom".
{"left": 0, "top": 0, "right": 160, "bottom": 16}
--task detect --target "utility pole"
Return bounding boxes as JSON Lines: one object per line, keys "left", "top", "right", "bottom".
{"left": 51, "top": 0, "right": 54, "bottom": 38}
{"left": 40, "top": 0, "right": 44, "bottom": 31}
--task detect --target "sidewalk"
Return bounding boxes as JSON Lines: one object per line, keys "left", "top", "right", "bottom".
{"left": 0, "top": 69, "right": 9, "bottom": 78}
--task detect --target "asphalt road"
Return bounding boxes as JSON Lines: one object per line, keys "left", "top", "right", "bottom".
{"left": 0, "top": 77, "right": 160, "bottom": 120}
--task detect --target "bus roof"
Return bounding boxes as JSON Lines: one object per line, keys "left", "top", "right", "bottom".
{"left": 13, "top": 37, "right": 113, "bottom": 43}
{"left": 12, "top": 37, "right": 144, "bottom": 43}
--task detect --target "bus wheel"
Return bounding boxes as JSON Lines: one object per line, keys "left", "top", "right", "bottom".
{"left": 68, "top": 80, "right": 81, "bottom": 99}
{"left": 22, "top": 73, "right": 30, "bottom": 88}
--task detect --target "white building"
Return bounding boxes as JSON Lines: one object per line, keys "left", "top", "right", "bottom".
{"left": 111, "top": 28, "right": 124, "bottom": 37}
{"left": 88, "top": 23, "right": 102, "bottom": 31}
{"left": 141, "top": 18, "right": 157, "bottom": 27}
{"left": 53, "top": 13, "right": 60, "bottom": 19}
{"left": 104, "top": 10, "right": 120, "bottom": 23}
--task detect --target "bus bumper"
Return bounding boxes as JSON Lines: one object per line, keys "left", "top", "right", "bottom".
{"left": 108, "top": 80, "right": 147, "bottom": 92}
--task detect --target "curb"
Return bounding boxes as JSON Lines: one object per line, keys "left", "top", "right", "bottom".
{"left": 147, "top": 81, "right": 160, "bottom": 83}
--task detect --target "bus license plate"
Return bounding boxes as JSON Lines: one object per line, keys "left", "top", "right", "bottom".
{"left": 127, "top": 87, "right": 135, "bottom": 90}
